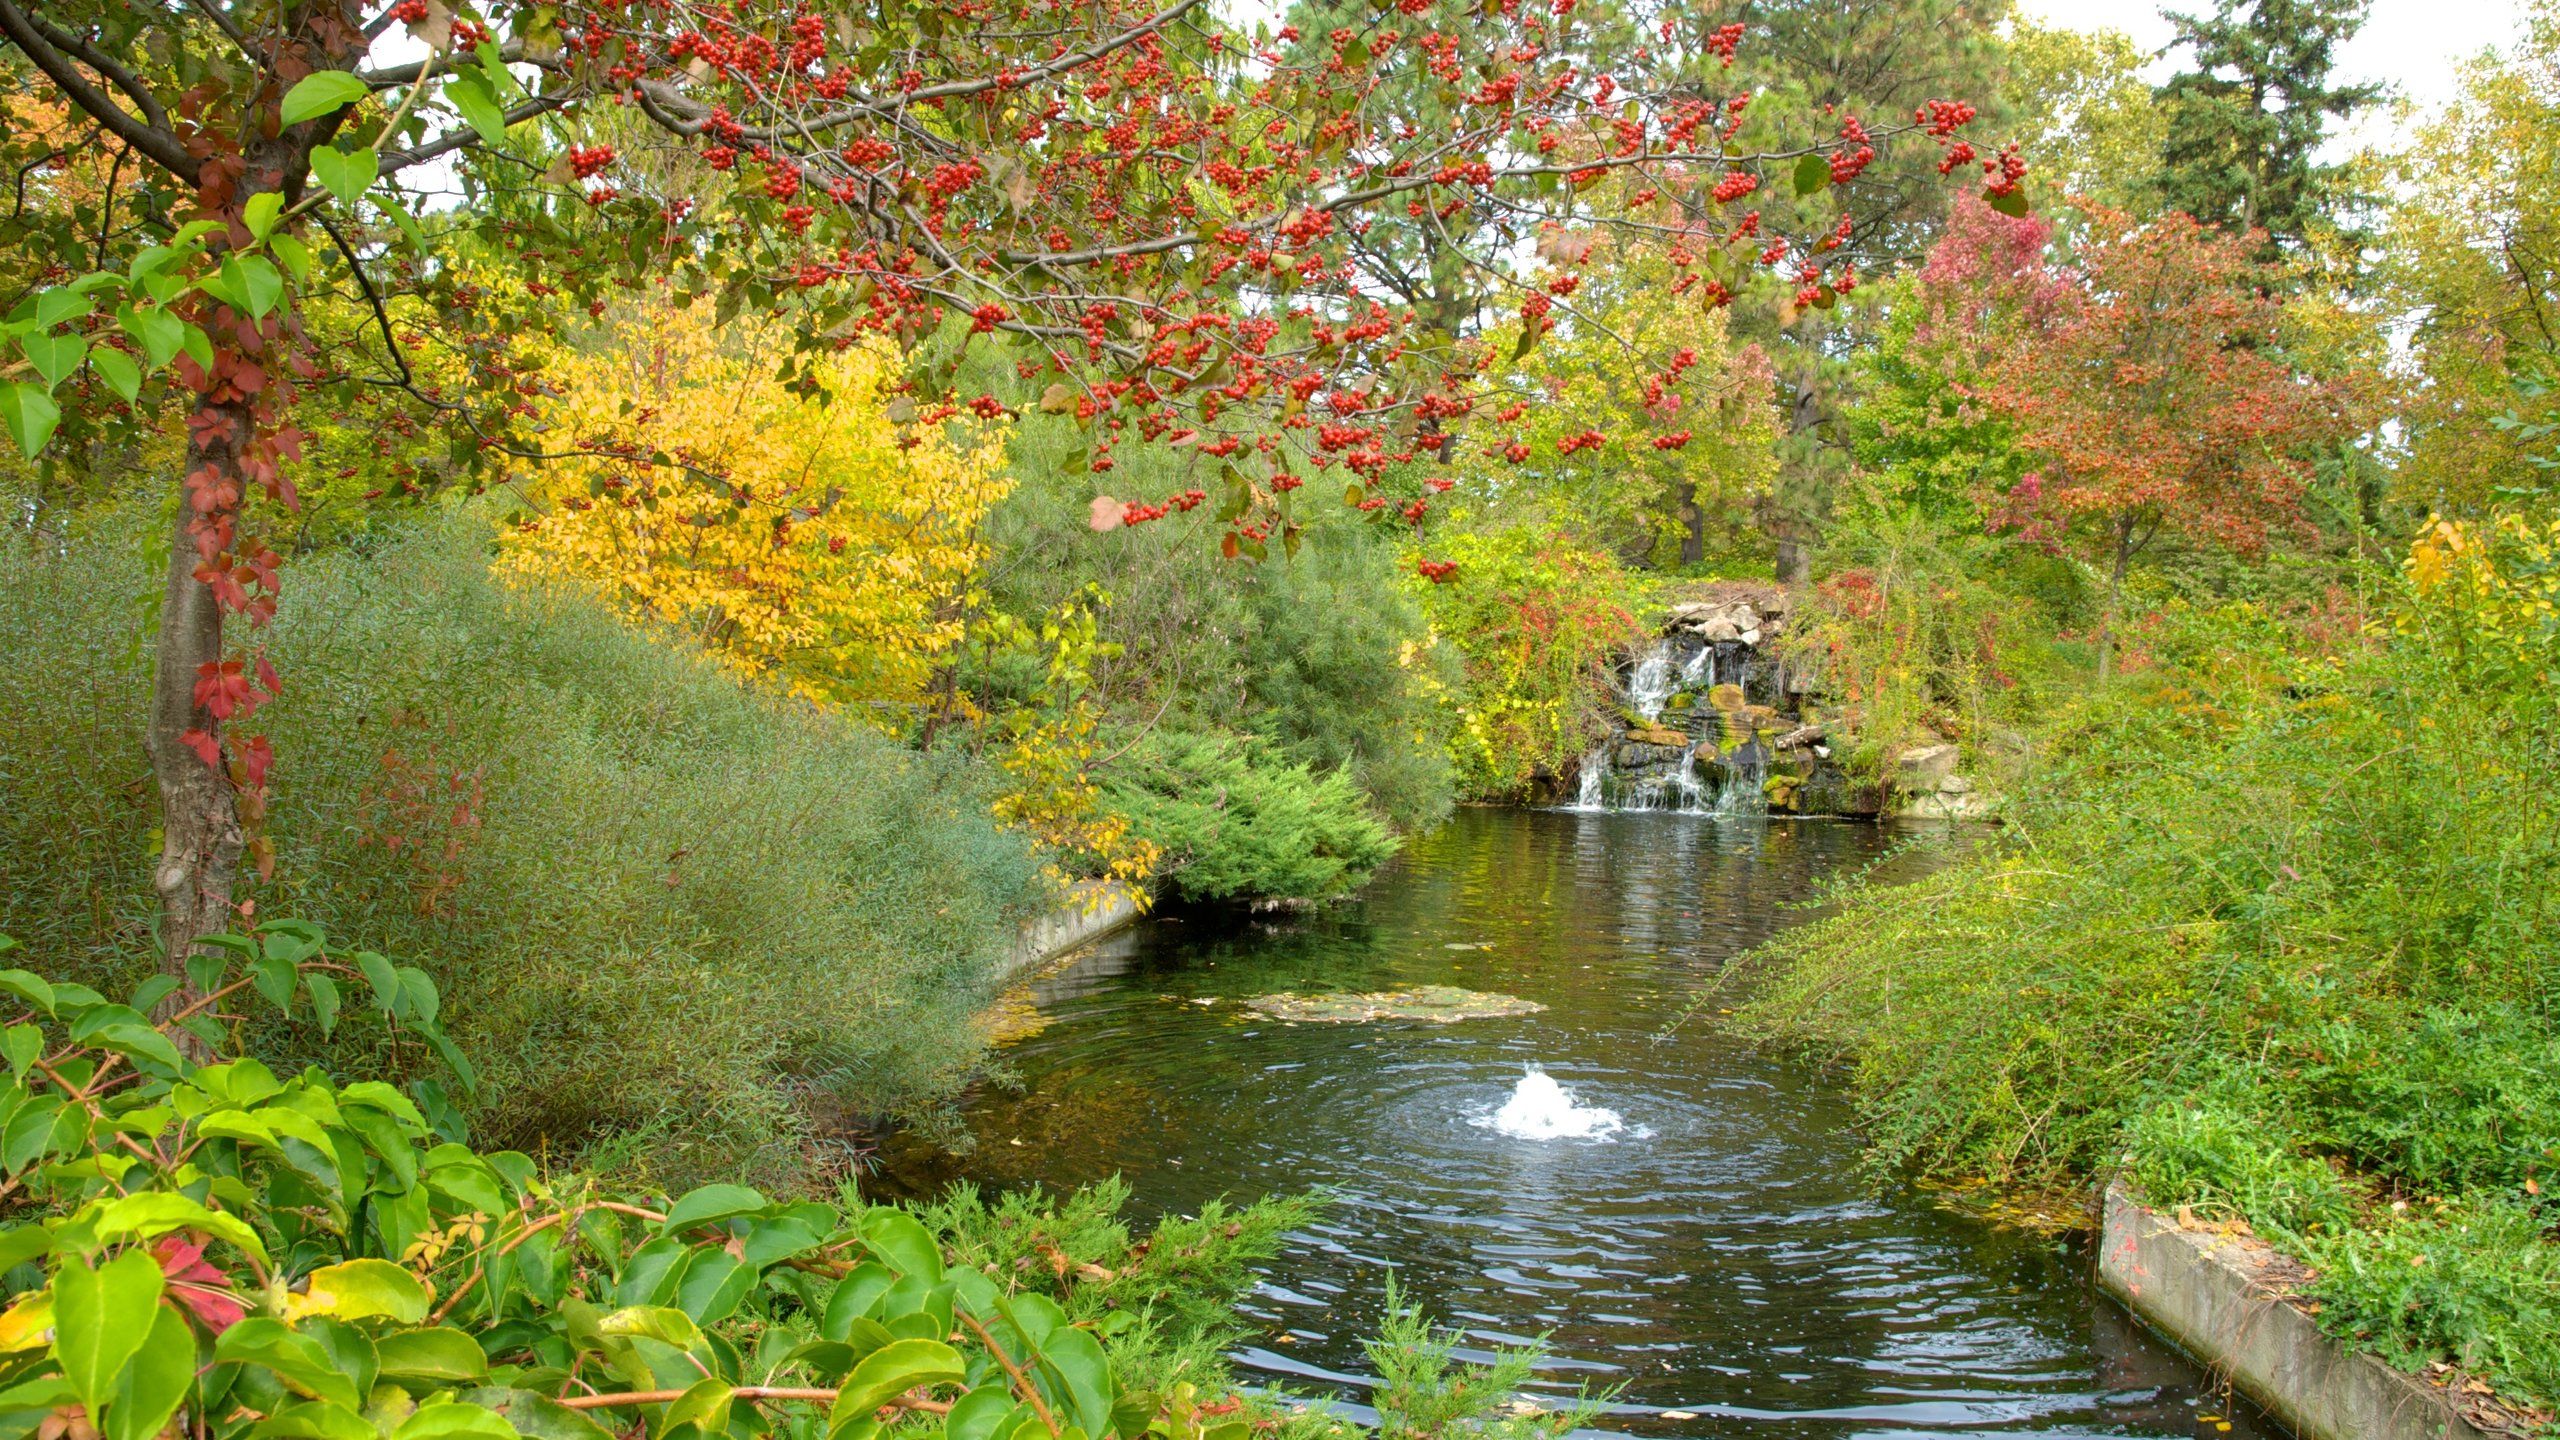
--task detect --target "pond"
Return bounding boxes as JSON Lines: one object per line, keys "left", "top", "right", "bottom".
{"left": 878, "top": 808, "right": 2277, "bottom": 1440}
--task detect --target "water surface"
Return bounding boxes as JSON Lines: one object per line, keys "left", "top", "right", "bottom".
{"left": 881, "top": 809, "right": 2273, "bottom": 1440}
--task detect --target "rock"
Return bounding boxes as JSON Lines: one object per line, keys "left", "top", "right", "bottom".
{"left": 1706, "top": 683, "right": 1748, "bottom": 712}
{"left": 1899, "top": 789, "right": 1989, "bottom": 820}
{"left": 1893, "top": 743, "right": 1960, "bottom": 791}
{"left": 1938, "top": 773, "right": 1975, "bottom": 795}
{"left": 1626, "top": 724, "right": 1688, "bottom": 749}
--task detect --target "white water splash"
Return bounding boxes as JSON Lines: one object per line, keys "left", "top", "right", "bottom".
{"left": 1476, "top": 1066, "right": 1626, "bottom": 1141}
{"left": 1624, "top": 639, "right": 1678, "bottom": 721}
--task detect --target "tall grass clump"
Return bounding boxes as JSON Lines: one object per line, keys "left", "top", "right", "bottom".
{"left": 0, "top": 513, "right": 1044, "bottom": 1188}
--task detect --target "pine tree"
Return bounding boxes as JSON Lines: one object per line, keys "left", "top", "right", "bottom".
{"left": 2152, "top": 0, "right": 2382, "bottom": 254}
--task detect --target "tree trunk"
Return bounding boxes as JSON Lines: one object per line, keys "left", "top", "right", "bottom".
{"left": 146, "top": 399, "right": 250, "bottom": 1012}
{"left": 1765, "top": 383, "right": 1826, "bottom": 587}
{"left": 2095, "top": 511, "right": 2136, "bottom": 681}
{"left": 1676, "top": 477, "right": 1704, "bottom": 568}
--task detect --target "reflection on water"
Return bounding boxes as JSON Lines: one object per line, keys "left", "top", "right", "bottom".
{"left": 878, "top": 809, "right": 2277, "bottom": 1440}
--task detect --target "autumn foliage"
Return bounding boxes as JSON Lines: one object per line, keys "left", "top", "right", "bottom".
{"left": 497, "top": 301, "right": 1011, "bottom": 707}
{"left": 1920, "top": 198, "right": 2370, "bottom": 670}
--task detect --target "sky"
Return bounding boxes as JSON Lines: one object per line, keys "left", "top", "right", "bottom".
{"left": 2015, "top": 0, "right": 2531, "bottom": 147}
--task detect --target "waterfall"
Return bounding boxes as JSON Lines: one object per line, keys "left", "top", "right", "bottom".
{"left": 1711, "top": 742, "right": 1769, "bottom": 819}
{"left": 1624, "top": 640, "right": 1678, "bottom": 722}
{"left": 1571, "top": 744, "right": 1611, "bottom": 812}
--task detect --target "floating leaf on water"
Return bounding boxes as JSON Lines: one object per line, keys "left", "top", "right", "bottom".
{"left": 1241, "top": 985, "right": 1545, "bottom": 1024}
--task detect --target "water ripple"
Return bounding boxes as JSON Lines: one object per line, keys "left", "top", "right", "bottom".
{"left": 879, "top": 811, "right": 2279, "bottom": 1440}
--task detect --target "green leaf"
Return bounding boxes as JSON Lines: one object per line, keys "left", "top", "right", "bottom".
{"left": 829, "top": 1340, "right": 963, "bottom": 1426}
{"left": 445, "top": 70, "right": 510, "bottom": 147}
{"left": 944, "top": 1386, "right": 1020, "bottom": 1440}
{"left": 1038, "top": 1325, "right": 1115, "bottom": 1437}
{"left": 33, "top": 288, "right": 92, "bottom": 328}
{"left": 377, "top": 196, "right": 430, "bottom": 256}
{"left": 741, "top": 1211, "right": 825, "bottom": 1268}
{"left": 375, "top": 1328, "right": 489, "bottom": 1387}
{"left": 54, "top": 1249, "right": 166, "bottom": 1409}
{"left": 252, "top": 953, "right": 296, "bottom": 1015}
{"left": 664, "top": 1378, "right": 732, "bottom": 1439}
{"left": 595, "top": 1304, "right": 703, "bottom": 1350}
{"left": 305, "top": 972, "right": 340, "bottom": 1037}
{"left": 293, "top": 1259, "right": 428, "bottom": 1324}
{"left": 661, "top": 1184, "right": 768, "bottom": 1234}
{"left": 821, "top": 1264, "right": 895, "bottom": 1340}
{"left": 281, "top": 71, "right": 370, "bottom": 125}
{"left": 356, "top": 951, "right": 400, "bottom": 1012}
{"left": 248, "top": 1401, "right": 377, "bottom": 1440}
{"left": 178, "top": 323, "right": 214, "bottom": 374}
{"left": 93, "top": 1190, "right": 270, "bottom": 1263}
{"left": 217, "top": 1320, "right": 364, "bottom": 1411}
{"left": 310, "top": 147, "right": 379, "bottom": 208}
{"left": 86, "top": 348, "right": 141, "bottom": 403}
{"left": 87, "top": 1022, "right": 182, "bottom": 1073}
{"left": 396, "top": 967, "right": 439, "bottom": 1025}
{"left": 453, "top": 1390, "right": 613, "bottom": 1440}
{"left": 270, "top": 234, "right": 314, "bottom": 284}
{"left": 671, "top": 1249, "right": 754, "bottom": 1325}
{"left": 0, "top": 1224, "right": 49, "bottom": 1274}
{"left": 391, "top": 1402, "right": 518, "bottom": 1440}
{"left": 2, "top": 1096, "right": 62, "bottom": 1173}
{"left": 1986, "top": 185, "right": 2030, "bottom": 219}
{"left": 1793, "top": 152, "right": 1830, "bottom": 196}
{"left": 0, "top": 971, "right": 54, "bottom": 1015}
{"left": 20, "top": 331, "right": 86, "bottom": 389}
{"left": 243, "top": 191, "right": 284, "bottom": 240}
{"left": 3, "top": 1026, "right": 42, "bottom": 1080}
{"left": 858, "top": 1209, "right": 942, "bottom": 1282}
{"left": 228, "top": 255, "right": 286, "bottom": 321}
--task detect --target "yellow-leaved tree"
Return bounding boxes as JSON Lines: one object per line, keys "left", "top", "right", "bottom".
{"left": 497, "top": 300, "right": 1012, "bottom": 709}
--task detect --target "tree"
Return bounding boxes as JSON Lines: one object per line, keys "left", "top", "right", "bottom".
{"left": 2152, "top": 0, "right": 2381, "bottom": 257}
{"left": 2004, "top": 21, "right": 2167, "bottom": 213}
{"left": 2376, "top": 2, "right": 2560, "bottom": 515}
{"left": 1453, "top": 245, "right": 1777, "bottom": 567}
{"left": 1936, "top": 200, "right": 2369, "bottom": 675}
{"left": 2, "top": 0, "right": 1995, "bottom": 1003}
{"left": 496, "top": 299, "right": 1013, "bottom": 707}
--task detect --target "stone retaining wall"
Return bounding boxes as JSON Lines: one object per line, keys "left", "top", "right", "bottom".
{"left": 2098, "top": 1183, "right": 2506, "bottom": 1440}
{"left": 1001, "top": 880, "right": 1145, "bottom": 981}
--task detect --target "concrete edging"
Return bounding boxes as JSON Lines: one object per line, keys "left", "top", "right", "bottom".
{"left": 999, "top": 880, "right": 1145, "bottom": 982}
{"left": 2097, "top": 1182, "right": 2502, "bottom": 1440}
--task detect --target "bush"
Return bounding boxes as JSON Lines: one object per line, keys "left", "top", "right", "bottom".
{"left": 0, "top": 515, "right": 1045, "bottom": 1187}
{"left": 0, "top": 934, "right": 1303, "bottom": 1440}
{"left": 974, "top": 397, "right": 1454, "bottom": 831}
{"left": 1717, "top": 525, "right": 2560, "bottom": 1411}
{"left": 1100, "top": 731, "right": 1397, "bottom": 905}
{"left": 1407, "top": 525, "right": 1643, "bottom": 797}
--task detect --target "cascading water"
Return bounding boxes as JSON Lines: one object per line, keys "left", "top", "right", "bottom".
{"left": 1571, "top": 634, "right": 1747, "bottom": 816}
{"left": 1623, "top": 641, "right": 1678, "bottom": 722}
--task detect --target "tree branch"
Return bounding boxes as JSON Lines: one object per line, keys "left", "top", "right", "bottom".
{"left": 0, "top": 0, "right": 199, "bottom": 183}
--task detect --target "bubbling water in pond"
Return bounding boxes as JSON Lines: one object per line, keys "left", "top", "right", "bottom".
{"left": 876, "top": 809, "right": 2283, "bottom": 1440}
{"left": 1477, "top": 1065, "right": 1628, "bottom": 1141}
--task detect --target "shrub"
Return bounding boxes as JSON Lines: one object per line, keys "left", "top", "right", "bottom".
{"left": 1406, "top": 526, "right": 1643, "bottom": 797}
{"left": 0, "top": 516, "right": 1045, "bottom": 1187}
{"left": 0, "top": 933, "right": 1298, "bottom": 1440}
{"left": 1100, "top": 732, "right": 1397, "bottom": 905}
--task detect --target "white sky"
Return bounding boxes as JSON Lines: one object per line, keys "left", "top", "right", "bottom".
{"left": 2015, "top": 0, "right": 2531, "bottom": 149}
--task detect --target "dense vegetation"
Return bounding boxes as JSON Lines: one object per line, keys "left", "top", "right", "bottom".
{"left": 5, "top": 0, "right": 2560, "bottom": 1432}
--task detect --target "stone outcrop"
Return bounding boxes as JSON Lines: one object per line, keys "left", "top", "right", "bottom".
{"left": 1570, "top": 585, "right": 1984, "bottom": 820}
